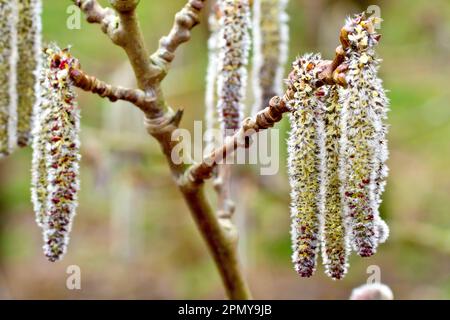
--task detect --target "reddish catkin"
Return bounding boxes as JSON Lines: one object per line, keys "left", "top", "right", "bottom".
{"left": 0, "top": 0, "right": 18, "bottom": 157}
{"left": 287, "top": 53, "right": 325, "bottom": 277}
{"left": 31, "top": 45, "right": 81, "bottom": 262}
{"left": 216, "top": 0, "right": 251, "bottom": 134}
{"left": 16, "top": 0, "right": 42, "bottom": 147}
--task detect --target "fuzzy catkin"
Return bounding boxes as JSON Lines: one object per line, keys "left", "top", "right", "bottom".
{"left": 16, "top": 0, "right": 42, "bottom": 147}
{"left": 320, "top": 86, "right": 350, "bottom": 279}
{"left": 251, "top": 0, "right": 289, "bottom": 115}
{"left": 205, "top": 11, "right": 220, "bottom": 152}
{"left": 287, "top": 53, "right": 324, "bottom": 277}
{"left": 31, "top": 45, "right": 81, "bottom": 262}
{"left": 216, "top": 0, "right": 250, "bottom": 134}
{"left": 0, "top": 0, "right": 18, "bottom": 157}
{"left": 340, "top": 14, "right": 389, "bottom": 257}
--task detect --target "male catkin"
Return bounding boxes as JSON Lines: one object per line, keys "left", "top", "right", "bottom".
{"left": 0, "top": 0, "right": 18, "bottom": 157}
{"left": 320, "top": 86, "right": 350, "bottom": 279}
{"left": 252, "top": 0, "right": 289, "bottom": 115}
{"left": 16, "top": 0, "right": 42, "bottom": 147}
{"left": 287, "top": 53, "right": 325, "bottom": 277}
{"left": 32, "top": 45, "right": 81, "bottom": 262}
{"left": 216, "top": 0, "right": 251, "bottom": 134}
{"left": 339, "top": 14, "right": 389, "bottom": 256}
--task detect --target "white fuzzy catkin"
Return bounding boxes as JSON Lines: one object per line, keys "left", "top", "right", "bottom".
{"left": 320, "top": 86, "right": 350, "bottom": 279}
{"left": 31, "top": 45, "right": 81, "bottom": 262}
{"left": 251, "top": 0, "right": 289, "bottom": 115}
{"left": 339, "top": 14, "right": 389, "bottom": 257}
{"left": 216, "top": 0, "right": 251, "bottom": 134}
{"left": 16, "top": 0, "right": 42, "bottom": 147}
{"left": 0, "top": 0, "right": 19, "bottom": 157}
{"left": 204, "top": 11, "right": 220, "bottom": 152}
{"left": 287, "top": 53, "right": 325, "bottom": 277}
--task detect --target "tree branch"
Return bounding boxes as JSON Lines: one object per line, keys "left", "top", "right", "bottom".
{"left": 72, "top": 0, "right": 350, "bottom": 300}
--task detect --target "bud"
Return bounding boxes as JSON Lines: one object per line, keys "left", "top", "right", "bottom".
{"left": 0, "top": 0, "right": 19, "bottom": 157}
{"left": 320, "top": 86, "right": 350, "bottom": 279}
{"left": 251, "top": 0, "right": 289, "bottom": 114}
{"left": 287, "top": 53, "right": 324, "bottom": 277}
{"left": 339, "top": 14, "right": 390, "bottom": 257}
{"left": 31, "top": 44, "right": 81, "bottom": 262}
{"left": 216, "top": 0, "right": 251, "bottom": 133}
{"left": 16, "top": 0, "right": 42, "bottom": 147}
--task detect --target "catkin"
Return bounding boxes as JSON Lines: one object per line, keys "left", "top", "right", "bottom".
{"left": 339, "top": 14, "right": 389, "bottom": 257}
{"left": 320, "top": 86, "right": 350, "bottom": 279}
{"left": 216, "top": 0, "right": 251, "bottom": 134}
{"left": 0, "top": 0, "right": 18, "bottom": 157}
{"left": 205, "top": 11, "right": 220, "bottom": 152}
{"left": 287, "top": 53, "right": 324, "bottom": 277}
{"left": 31, "top": 45, "right": 81, "bottom": 262}
{"left": 251, "top": 0, "right": 289, "bottom": 115}
{"left": 16, "top": 0, "right": 42, "bottom": 147}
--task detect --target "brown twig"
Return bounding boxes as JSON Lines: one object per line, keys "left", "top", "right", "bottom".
{"left": 72, "top": 0, "right": 122, "bottom": 43}
{"left": 69, "top": 68, "right": 155, "bottom": 111}
{"left": 149, "top": 0, "right": 206, "bottom": 81}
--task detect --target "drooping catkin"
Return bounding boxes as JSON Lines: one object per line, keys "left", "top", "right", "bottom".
{"left": 205, "top": 10, "right": 220, "bottom": 152}
{"left": 31, "top": 45, "right": 81, "bottom": 262}
{"left": 339, "top": 14, "right": 389, "bottom": 257}
{"left": 216, "top": 0, "right": 250, "bottom": 134}
{"left": 287, "top": 53, "right": 325, "bottom": 277}
{"left": 16, "top": 0, "right": 42, "bottom": 147}
{"left": 320, "top": 86, "right": 350, "bottom": 279}
{"left": 0, "top": 0, "right": 18, "bottom": 157}
{"left": 251, "top": 0, "right": 289, "bottom": 115}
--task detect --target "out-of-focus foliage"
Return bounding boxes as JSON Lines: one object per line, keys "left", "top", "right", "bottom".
{"left": 0, "top": 0, "right": 449, "bottom": 299}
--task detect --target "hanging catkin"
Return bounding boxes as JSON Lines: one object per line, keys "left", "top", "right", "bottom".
{"left": 0, "top": 0, "right": 18, "bottom": 157}
{"left": 251, "top": 0, "right": 289, "bottom": 115}
{"left": 205, "top": 9, "right": 220, "bottom": 152}
{"left": 339, "top": 14, "right": 389, "bottom": 257}
{"left": 16, "top": 0, "right": 42, "bottom": 147}
{"left": 216, "top": 0, "right": 250, "bottom": 134}
{"left": 320, "top": 86, "right": 350, "bottom": 280}
{"left": 31, "top": 45, "right": 81, "bottom": 262}
{"left": 287, "top": 53, "right": 325, "bottom": 277}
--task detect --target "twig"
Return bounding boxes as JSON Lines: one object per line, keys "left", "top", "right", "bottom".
{"left": 149, "top": 0, "right": 206, "bottom": 81}
{"left": 69, "top": 68, "right": 155, "bottom": 111}
{"left": 72, "top": 0, "right": 121, "bottom": 43}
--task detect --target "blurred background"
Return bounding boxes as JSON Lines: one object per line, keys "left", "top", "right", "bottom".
{"left": 0, "top": 0, "right": 449, "bottom": 299}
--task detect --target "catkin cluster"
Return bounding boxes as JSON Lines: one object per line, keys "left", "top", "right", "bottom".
{"left": 31, "top": 45, "right": 81, "bottom": 262}
{"left": 0, "top": 0, "right": 41, "bottom": 156}
{"left": 288, "top": 14, "right": 389, "bottom": 279}
{"left": 0, "top": 0, "right": 18, "bottom": 157}
{"left": 252, "top": 0, "right": 289, "bottom": 115}
{"left": 216, "top": 0, "right": 251, "bottom": 134}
